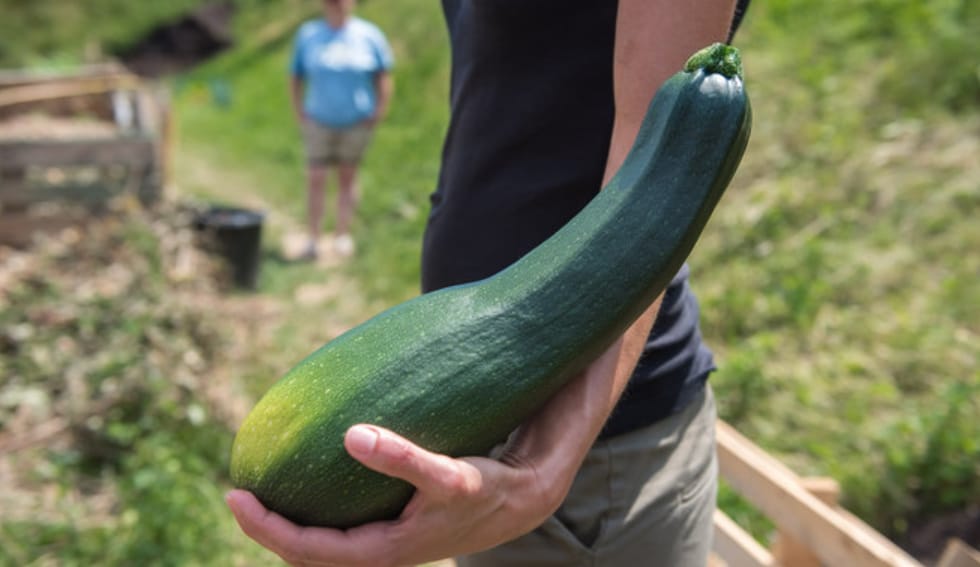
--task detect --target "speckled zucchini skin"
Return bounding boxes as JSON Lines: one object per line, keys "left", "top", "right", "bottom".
{"left": 230, "top": 43, "right": 752, "bottom": 528}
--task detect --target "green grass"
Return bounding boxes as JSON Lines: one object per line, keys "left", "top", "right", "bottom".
{"left": 0, "top": 0, "right": 212, "bottom": 68}
{"left": 694, "top": 0, "right": 979, "bottom": 540}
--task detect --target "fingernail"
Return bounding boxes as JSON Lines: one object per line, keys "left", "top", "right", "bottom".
{"left": 346, "top": 425, "right": 378, "bottom": 456}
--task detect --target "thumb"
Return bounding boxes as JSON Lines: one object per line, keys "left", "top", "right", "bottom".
{"left": 344, "top": 425, "right": 479, "bottom": 498}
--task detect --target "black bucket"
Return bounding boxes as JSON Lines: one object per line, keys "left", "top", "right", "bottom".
{"left": 195, "top": 206, "right": 264, "bottom": 290}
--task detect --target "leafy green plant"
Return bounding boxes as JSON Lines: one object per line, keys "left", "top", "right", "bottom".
{"left": 848, "top": 379, "right": 980, "bottom": 536}
{"left": 717, "top": 480, "right": 775, "bottom": 545}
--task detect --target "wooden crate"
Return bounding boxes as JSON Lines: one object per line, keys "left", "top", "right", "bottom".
{"left": 0, "top": 136, "right": 160, "bottom": 208}
{"left": 0, "top": 65, "right": 168, "bottom": 213}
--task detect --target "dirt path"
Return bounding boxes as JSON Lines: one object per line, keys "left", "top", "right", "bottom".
{"left": 171, "top": 147, "right": 382, "bottom": 424}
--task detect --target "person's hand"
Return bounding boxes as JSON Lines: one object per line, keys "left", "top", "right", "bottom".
{"left": 227, "top": 318, "right": 658, "bottom": 566}
{"left": 363, "top": 111, "right": 383, "bottom": 127}
{"left": 226, "top": 424, "right": 565, "bottom": 567}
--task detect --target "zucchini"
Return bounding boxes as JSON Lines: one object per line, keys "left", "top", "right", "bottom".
{"left": 230, "top": 43, "right": 752, "bottom": 528}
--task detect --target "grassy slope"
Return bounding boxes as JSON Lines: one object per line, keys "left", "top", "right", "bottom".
{"left": 0, "top": 0, "right": 209, "bottom": 67}
{"left": 704, "top": 2, "right": 979, "bottom": 538}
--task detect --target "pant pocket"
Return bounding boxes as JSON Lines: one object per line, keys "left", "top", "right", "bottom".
{"left": 679, "top": 387, "right": 718, "bottom": 503}
{"left": 549, "top": 513, "right": 603, "bottom": 551}
{"left": 550, "top": 440, "right": 616, "bottom": 550}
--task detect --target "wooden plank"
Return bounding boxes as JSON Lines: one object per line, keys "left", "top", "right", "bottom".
{"left": 0, "top": 63, "right": 128, "bottom": 87}
{"left": 0, "top": 74, "right": 141, "bottom": 108}
{"left": 154, "top": 90, "right": 174, "bottom": 189}
{"left": 713, "top": 509, "right": 774, "bottom": 567}
{"left": 771, "top": 477, "right": 840, "bottom": 567}
{"left": 0, "top": 181, "right": 120, "bottom": 208}
{"left": 0, "top": 167, "right": 28, "bottom": 207}
{"left": 716, "top": 421, "right": 922, "bottom": 567}
{"left": 937, "top": 539, "right": 980, "bottom": 567}
{"left": 0, "top": 210, "right": 88, "bottom": 248}
{"left": 0, "top": 137, "right": 156, "bottom": 167}
{"left": 834, "top": 506, "right": 931, "bottom": 565}
{"left": 0, "top": 167, "right": 26, "bottom": 188}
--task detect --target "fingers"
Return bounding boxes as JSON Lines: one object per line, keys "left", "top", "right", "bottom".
{"left": 226, "top": 489, "right": 335, "bottom": 565}
{"left": 227, "top": 489, "right": 397, "bottom": 566}
{"left": 226, "top": 490, "right": 312, "bottom": 560}
{"left": 344, "top": 424, "right": 481, "bottom": 498}
{"left": 226, "top": 430, "right": 486, "bottom": 565}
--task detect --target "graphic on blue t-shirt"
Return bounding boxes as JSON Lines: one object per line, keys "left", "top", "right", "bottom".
{"left": 291, "top": 18, "right": 394, "bottom": 128}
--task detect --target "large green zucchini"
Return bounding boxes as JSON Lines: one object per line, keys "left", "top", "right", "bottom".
{"left": 230, "top": 43, "right": 752, "bottom": 528}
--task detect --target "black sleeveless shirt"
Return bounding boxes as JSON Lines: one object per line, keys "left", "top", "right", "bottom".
{"left": 422, "top": 0, "right": 745, "bottom": 438}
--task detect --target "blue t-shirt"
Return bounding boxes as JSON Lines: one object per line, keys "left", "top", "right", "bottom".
{"left": 290, "top": 17, "right": 394, "bottom": 128}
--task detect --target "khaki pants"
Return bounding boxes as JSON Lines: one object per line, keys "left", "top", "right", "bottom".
{"left": 457, "top": 386, "right": 717, "bottom": 567}
{"left": 302, "top": 120, "right": 375, "bottom": 165}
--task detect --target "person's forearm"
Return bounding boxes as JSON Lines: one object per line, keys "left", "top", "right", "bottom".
{"left": 505, "top": 0, "right": 738, "bottom": 509}
{"left": 289, "top": 75, "right": 306, "bottom": 123}
{"left": 595, "top": 0, "right": 738, "bottom": 413}
{"left": 503, "top": 303, "right": 660, "bottom": 507}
